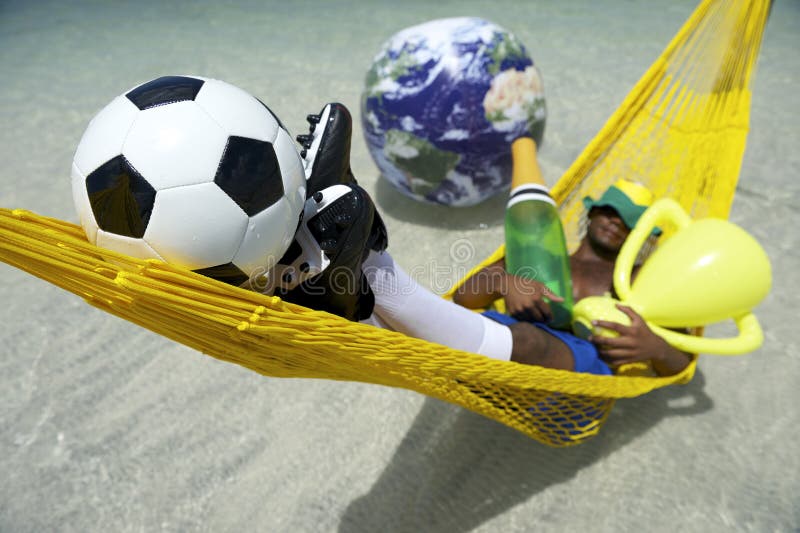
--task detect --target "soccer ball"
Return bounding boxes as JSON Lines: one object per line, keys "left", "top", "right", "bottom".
{"left": 71, "top": 75, "right": 306, "bottom": 286}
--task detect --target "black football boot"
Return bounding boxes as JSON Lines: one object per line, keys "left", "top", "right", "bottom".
{"left": 274, "top": 183, "right": 376, "bottom": 321}
{"left": 270, "top": 103, "right": 388, "bottom": 321}
{"left": 296, "top": 102, "right": 388, "bottom": 253}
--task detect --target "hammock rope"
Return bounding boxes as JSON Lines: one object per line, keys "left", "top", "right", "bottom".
{"left": 0, "top": 0, "right": 770, "bottom": 446}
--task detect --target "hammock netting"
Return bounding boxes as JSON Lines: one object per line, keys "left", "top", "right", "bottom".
{"left": 0, "top": 0, "right": 770, "bottom": 446}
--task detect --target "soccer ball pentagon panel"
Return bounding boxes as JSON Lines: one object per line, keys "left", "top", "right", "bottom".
{"left": 71, "top": 75, "right": 306, "bottom": 286}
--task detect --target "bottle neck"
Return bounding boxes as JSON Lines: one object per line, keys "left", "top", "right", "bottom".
{"left": 510, "top": 137, "right": 546, "bottom": 190}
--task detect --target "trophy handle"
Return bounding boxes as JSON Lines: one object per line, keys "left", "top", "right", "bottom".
{"left": 648, "top": 313, "right": 764, "bottom": 355}
{"left": 614, "top": 198, "right": 692, "bottom": 301}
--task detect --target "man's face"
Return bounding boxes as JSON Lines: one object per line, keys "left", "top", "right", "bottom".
{"left": 586, "top": 206, "right": 631, "bottom": 254}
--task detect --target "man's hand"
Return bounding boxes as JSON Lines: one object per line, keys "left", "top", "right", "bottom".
{"left": 589, "top": 304, "right": 691, "bottom": 375}
{"left": 504, "top": 273, "right": 565, "bottom": 324}
{"left": 589, "top": 304, "right": 668, "bottom": 366}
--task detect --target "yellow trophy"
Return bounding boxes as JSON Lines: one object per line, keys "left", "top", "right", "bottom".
{"left": 572, "top": 198, "right": 772, "bottom": 355}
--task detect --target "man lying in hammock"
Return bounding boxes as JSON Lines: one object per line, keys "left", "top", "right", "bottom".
{"left": 277, "top": 102, "right": 690, "bottom": 377}
{"left": 450, "top": 179, "right": 692, "bottom": 377}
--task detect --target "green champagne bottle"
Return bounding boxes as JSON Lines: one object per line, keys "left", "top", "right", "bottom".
{"left": 504, "top": 138, "right": 574, "bottom": 329}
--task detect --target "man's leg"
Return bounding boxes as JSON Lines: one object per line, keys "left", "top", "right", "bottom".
{"left": 362, "top": 250, "right": 576, "bottom": 369}
{"left": 362, "top": 250, "right": 514, "bottom": 361}
{"left": 508, "top": 322, "right": 575, "bottom": 370}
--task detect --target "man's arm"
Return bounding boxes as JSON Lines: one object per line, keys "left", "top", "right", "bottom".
{"left": 452, "top": 259, "right": 507, "bottom": 309}
{"left": 590, "top": 304, "right": 692, "bottom": 376}
{"left": 452, "top": 259, "right": 563, "bottom": 323}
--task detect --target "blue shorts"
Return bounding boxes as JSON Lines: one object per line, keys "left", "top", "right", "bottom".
{"left": 483, "top": 310, "right": 612, "bottom": 376}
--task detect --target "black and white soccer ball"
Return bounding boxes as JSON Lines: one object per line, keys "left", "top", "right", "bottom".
{"left": 71, "top": 75, "right": 306, "bottom": 286}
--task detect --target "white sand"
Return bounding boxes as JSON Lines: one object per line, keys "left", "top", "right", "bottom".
{"left": 1, "top": 1, "right": 798, "bottom": 531}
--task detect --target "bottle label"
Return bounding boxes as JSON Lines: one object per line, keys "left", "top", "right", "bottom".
{"left": 507, "top": 184, "right": 555, "bottom": 208}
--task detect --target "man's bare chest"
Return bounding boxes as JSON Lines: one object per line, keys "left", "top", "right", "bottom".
{"left": 570, "top": 257, "right": 615, "bottom": 301}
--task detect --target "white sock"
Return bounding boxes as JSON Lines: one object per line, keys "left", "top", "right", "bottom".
{"left": 360, "top": 250, "right": 512, "bottom": 361}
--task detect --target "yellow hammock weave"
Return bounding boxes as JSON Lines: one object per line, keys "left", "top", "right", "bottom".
{"left": 0, "top": 0, "right": 770, "bottom": 447}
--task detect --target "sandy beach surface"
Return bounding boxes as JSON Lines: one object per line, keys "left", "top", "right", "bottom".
{"left": 1, "top": 1, "right": 798, "bottom": 531}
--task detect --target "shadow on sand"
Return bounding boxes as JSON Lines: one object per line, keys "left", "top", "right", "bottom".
{"left": 372, "top": 175, "right": 507, "bottom": 230}
{"left": 339, "top": 370, "right": 712, "bottom": 532}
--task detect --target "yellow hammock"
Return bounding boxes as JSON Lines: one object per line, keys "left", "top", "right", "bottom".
{"left": 0, "top": 0, "right": 770, "bottom": 447}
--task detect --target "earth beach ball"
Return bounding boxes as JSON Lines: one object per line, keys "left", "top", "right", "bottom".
{"left": 361, "top": 17, "right": 546, "bottom": 206}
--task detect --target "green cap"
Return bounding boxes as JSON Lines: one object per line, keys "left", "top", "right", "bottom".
{"left": 582, "top": 179, "right": 661, "bottom": 235}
